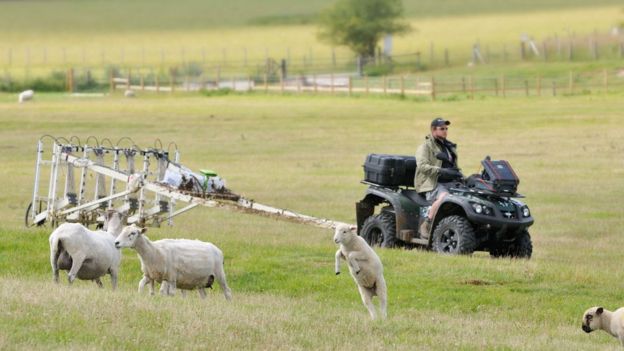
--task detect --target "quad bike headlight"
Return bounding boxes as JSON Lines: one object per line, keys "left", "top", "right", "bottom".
{"left": 522, "top": 206, "right": 531, "bottom": 217}
{"left": 471, "top": 202, "right": 494, "bottom": 216}
{"left": 471, "top": 203, "right": 483, "bottom": 214}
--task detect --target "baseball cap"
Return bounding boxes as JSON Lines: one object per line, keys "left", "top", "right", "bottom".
{"left": 431, "top": 117, "right": 451, "bottom": 127}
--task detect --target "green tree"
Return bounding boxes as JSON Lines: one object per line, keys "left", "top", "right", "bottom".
{"left": 318, "top": 0, "right": 411, "bottom": 59}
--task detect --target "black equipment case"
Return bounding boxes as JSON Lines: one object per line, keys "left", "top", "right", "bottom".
{"left": 363, "top": 154, "right": 416, "bottom": 187}
{"left": 480, "top": 158, "right": 519, "bottom": 195}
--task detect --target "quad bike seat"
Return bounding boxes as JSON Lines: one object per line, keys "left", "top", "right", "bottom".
{"left": 401, "top": 189, "right": 433, "bottom": 207}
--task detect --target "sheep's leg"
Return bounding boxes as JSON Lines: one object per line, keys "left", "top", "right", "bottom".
{"left": 50, "top": 237, "right": 61, "bottom": 283}
{"left": 109, "top": 267, "right": 118, "bottom": 290}
{"left": 357, "top": 285, "right": 377, "bottom": 320}
{"left": 94, "top": 278, "right": 104, "bottom": 288}
{"left": 347, "top": 252, "right": 367, "bottom": 274}
{"left": 138, "top": 276, "right": 150, "bottom": 294}
{"left": 198, "top": 288, "right": 207, "bottom": 299}
{"left": 167, "top": 280, "right": 177, "bottom": 296}
{"left": 375, "top": 276, "right": 388, "bottom": 320}
{"left": 335, "top": 250, "right": 345, "bottom": 275}
{"left": 215, "top": 262, "right": 233, "bottom": 301}
{"left": 67, "top": 253, "right": 86, "bottom": 284}
{"left": 159, "top": 281, "right": 169, "bottom": 296}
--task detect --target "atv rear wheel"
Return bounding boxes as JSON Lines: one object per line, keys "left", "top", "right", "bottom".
{"left": 432, "top": 215, "right": 477, "bottom": 255}
{"left": 360, "top": 212, "right": 397, "bottom": 248}
{"left": 490, "top": 230, "right": 532, "bottom": 259}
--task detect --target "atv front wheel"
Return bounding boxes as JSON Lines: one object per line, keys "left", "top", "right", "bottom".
{"left": 432, "top": 215, "right": 477, "bottom": 255}
{"left": 490, "top": 230, "right": 532, "bottom": 259}
{"left": 360, "top": 212, "right": 397, "bottom": 248}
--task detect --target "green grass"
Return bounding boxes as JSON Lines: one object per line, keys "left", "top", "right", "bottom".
{"left": 0, "top": 92, "right": 624, "bottom": 349}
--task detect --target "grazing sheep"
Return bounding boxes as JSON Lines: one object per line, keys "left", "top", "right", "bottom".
{"left": 49, "top": 210, "right": 123, "bottom": 289}
{"left": 334, "top": 224, "right": 387, "bottom": 320}
{"left": 18, "top": 90, "right": 34, "bottom": 103}
{"left": 114, "top": 224, "right": 232, "bottom": 301}
{"left": 582, "top": 306, "right": 624, "bottom": 345}
{"left": 124, "top": 89, "right": 135, "bottom": 98}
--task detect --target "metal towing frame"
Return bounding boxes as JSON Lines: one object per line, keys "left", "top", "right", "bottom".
{"left": 27, "top": 136, "right": 350, "bottom": 230}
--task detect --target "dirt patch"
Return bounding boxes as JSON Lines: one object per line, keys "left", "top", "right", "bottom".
{"left": 461, "top": 279, "right": 497, "bottom": 286}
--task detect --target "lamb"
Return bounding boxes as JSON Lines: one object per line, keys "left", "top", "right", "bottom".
{"left": 114, "top": 224, "right": 232, "bottom": 301}
{"left": 49, "top": 210, "right": 123, "bottom": 289}
{"left": 334, "top": 224, "right": 387, "bottom": 320}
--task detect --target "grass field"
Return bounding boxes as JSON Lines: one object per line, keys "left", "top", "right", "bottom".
{"left": 0, "top": 91, "right": 623, "bottom": 349}
{"left": 0, "top": 1, "right": 622, "bottom": 69}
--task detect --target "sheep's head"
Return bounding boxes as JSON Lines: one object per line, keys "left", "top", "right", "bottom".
{"left": 115, "top": 224, "right": 146, "bottom": 249}
{"left": 582, "top": 306, "right": 604, "bottom": 333}
{"left": 333, "top": 224, "right": 357, "bottom": 245}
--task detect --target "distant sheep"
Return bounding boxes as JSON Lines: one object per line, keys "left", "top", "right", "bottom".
{"left": 49, "top": 210, "right": 123, "bottom": 289}
{"left": 334, "top": 224, "right": 387, "bottom": 319}
{"left": 18, "top": 90, "right": 34, "bottom": 103}
{"left": 124, "top": 90, "right": 135, "bottom": 98}
{"left": 115, "top": 224, "right": 232, "bottom": 300}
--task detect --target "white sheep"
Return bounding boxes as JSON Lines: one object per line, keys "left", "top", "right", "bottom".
{"left": 18, "top": 90, "right": 34, "bottom": 103}
{"left": 114, "top": 224, "right": 232, "bottom": 301}
{"left": 334, "top": 224, "right": 387, "bottom": 320}
{"left": 49, "top": 210, "right": 123, "bottom": 289}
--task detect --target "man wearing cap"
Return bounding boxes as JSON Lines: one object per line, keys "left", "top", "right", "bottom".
{"left": 415, "top": 117, "right": 462, "bottom": 239}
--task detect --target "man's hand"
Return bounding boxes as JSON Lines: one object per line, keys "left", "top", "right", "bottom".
{"left": 439, "top": 168, "right": 463, "bottom": 180}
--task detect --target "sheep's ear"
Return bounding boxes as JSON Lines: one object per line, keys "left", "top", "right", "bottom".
{"left": 349, "top": 225, "right": 357, "bottom": 232}
{"left": 139, "top": 227, "right": 147, "bottom": 234}
{"left": 597, "top": 307, "right": 604, "bottom": 315}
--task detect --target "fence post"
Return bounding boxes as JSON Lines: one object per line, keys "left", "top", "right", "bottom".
{"left": 469, "top": 76, "right": 474, "bottom": 100}
{"left": 568, "top": 71, "right": 573, "bottom": 94}
{"left": 501, "top": 75, "right": 506, "bottom": 98}
{"left": 429, "top": 41, "right": 434, "bottom": 66}
{"left": 170, "top": 71, "right": 174, "bottom": 94}
{"left": 279, "top": 70, "right": 284, "bottom": 94}
{"left": 348, "top": 76, "right": 352, "bottom": 96}
{"left": 127, "top": 69, "right": 131, "bottom": 90}
{"left": 67, "top": 68, "right": 74, "bottom": 93}
{"left": 400, "top": 75, "right": 405, "bottom": 95}
{"left": 109, "top": 69, "right": 114, "bottom": 93}
{"left": 552, "top": 81, "right": 556, "bottom": 96}
{"left": 494, "top": 78, "right": 498, "bottom": 96}
{"left": 431, "top": 76, "right": 436, "bottom": 101}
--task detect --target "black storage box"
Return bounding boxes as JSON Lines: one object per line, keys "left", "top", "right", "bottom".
{"left": 363, "top": 154, "right": 416, "bottom": 187}
{"left": 481, "top": 159, "right": 519, "bottom": 195}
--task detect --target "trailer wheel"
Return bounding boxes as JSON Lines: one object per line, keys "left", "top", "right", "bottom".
{"left": 360, "top": 212, "right": 397, "bottom": 248}
{"left": 24, "top": 202, "right": 33, "bottom": 227}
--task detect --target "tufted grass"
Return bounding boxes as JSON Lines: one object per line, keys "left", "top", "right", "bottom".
{"left": 0, "top": 92, "right": 623, "bottom": 349}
